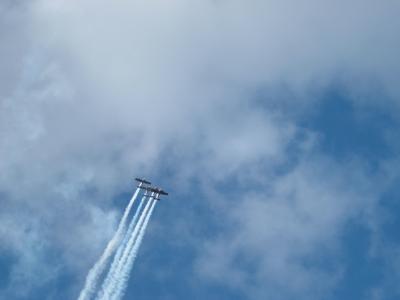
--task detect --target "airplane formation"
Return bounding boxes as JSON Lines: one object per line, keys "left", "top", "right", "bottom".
{"left": 135, "top": 177, "right": 168, "bottom": 201}
{"left": 78, "top": 177, "right": 168, "bottom": 300}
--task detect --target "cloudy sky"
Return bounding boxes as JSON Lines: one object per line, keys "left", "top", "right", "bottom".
{"left": 1, "top": 1, "right": 400, "bottom": 299}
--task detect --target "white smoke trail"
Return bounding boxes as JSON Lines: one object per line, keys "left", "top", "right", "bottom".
{"left": 78, "top": 186, "right": 142, "bottom": 300}
{"left": 98, "top": 197, "right": 154, "bottom": 300}
{"left": 96, "top": 195, "right": 146, "bottom": 299}
{"left": 111, "top": 199, "right": 157, "bottom": 300}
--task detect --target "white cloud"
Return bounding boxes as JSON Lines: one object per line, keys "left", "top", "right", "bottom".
{"left": 195, "top": 157, "right": 376, "bottom": 299}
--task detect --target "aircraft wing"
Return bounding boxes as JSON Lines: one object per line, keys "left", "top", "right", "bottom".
{"left": 135, "top": 177, "right": 151, "bottom": 185}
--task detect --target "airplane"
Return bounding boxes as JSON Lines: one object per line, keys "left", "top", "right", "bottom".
{"left": 135, "top": 178, "right": 151, "bottom": 185}
{"left": 148, "top": 187, "right": 168, "bottom": 196}
{"left": 142, "top": 188, "right": 160, "bottom": 201}
{"left": 142, "top": 186, "right": 168, "bottom": 200}
{"left": 151, "top": 194, "right": 164, "bottom": 201}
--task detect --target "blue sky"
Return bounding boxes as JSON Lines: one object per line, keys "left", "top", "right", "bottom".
{"left": 1, "top": 1, "right": 400, "bottom": 300}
